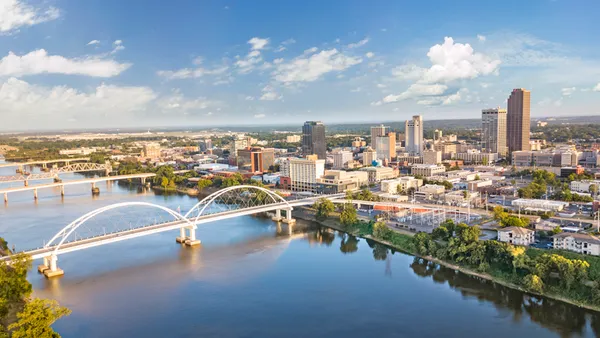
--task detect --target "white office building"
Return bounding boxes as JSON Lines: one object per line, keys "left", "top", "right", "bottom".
{"left": 481, "top": 108, "right": 507, "bottom": 156}
{"left": 332, "top": 150, "right": 353, "bottom": 169}
{"left": 288, "top": 155, "right": 325, "bottom": 192}
{"left": 405, "top": 115, "right": 424, "bottom": 155}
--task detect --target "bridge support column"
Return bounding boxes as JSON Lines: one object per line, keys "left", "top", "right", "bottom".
{"left": 33, "top": 188, "right": 38, "bottom": 200}
{"left": 23, "top": 180, "right": 28, "bottom": 187}
{"left": 282, "top": 208, "right": 296, "bottom": 225}
{"left": 176, "top": 227, "right": 187, "bottom": 243}
{"left": 91, "top": 182, "right": 100, "bottom": 195}
{"left": 184, "top": 226, "right": 201, "bottom": 246}
{"left": 3, "top": 193, "right": 7, "bottom": 203}
{"left": 60, "top": 185, "right": 65, "bottom": 196}
{"left": 37, "top": 257, "right": 49, "bottom": 273}
{"left": 271, "top": 209, "right": 283, "bottom": 222}
{"left": 42, "top": 255, "right": 64, "bottom": 278}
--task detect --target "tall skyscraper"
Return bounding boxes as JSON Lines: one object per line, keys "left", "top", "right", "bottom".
{"left": 302, "top": 121, "right": 326, "bottom": 159}
{"left": 507, "top": 88, "right": 531, "bottom": 153}
{"left": 370, "top": 124, "right": 390, "bottom": 146}
{"left": 405, "top": 115, "right": 424, "bottom": 155}
{"left": 375, "top": 132, "right": 396, "bottom": 161}
{"left": 481, "top": 108, "right": 507, "bottom": 156}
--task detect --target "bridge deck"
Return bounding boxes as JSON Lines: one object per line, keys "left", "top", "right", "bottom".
{"left": 0, "top": 173, "right": 156, "bottom": 194}
{"left": 0, "top": 158, "right": 90, "bottom": 168}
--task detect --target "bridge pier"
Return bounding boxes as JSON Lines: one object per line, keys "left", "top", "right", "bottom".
{"left": 60, "top": 185, "right": 65, "bottom": 196}
{"left": 176, "top": 226, "right": 201, "bottom": 246}
{"left": 23, "top": 180, "right": 28, "bottom": 187}
{"left": 39, "top": 255, "right": 64, "bottom": 278}
{"left": 3, "top": 193, "right": 7, "bottom": 203}
{"left": 33, "top": 188, "right": 38, "bottom": 200}
{"left": 271, "top": 209, "right": 283, "bottom": 222}
{"left": 281, "top": 208, "right": 296, "bottom": 225}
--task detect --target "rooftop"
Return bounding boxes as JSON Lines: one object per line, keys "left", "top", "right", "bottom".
{"left": 498, "top": 227, "right": 534, "bottom": 235}
{"left": 553, "top": 233, "right": 600, "bottom": 244}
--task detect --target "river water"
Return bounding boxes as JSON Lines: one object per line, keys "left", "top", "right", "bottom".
{"left": 1, "top": 163, "right": 599, "bottom": 337}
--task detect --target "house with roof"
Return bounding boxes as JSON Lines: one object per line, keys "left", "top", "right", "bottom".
{"left": 552, "top": 233, "right": 600, "bottom": 256}
{"left": 497, "top": 227, "right": 535, "bottom": 246}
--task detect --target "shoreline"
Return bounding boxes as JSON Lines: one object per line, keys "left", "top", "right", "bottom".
{"left": 293, "top": 207, "right": 600, "bottom": 313}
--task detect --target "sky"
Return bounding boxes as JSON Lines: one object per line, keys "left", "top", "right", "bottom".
{"left": 1, "top": 0, "right": 600, "bottom": 131}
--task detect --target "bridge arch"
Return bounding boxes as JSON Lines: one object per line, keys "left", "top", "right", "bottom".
{"left": 44, "top": 202, "right": 192, "bottom": 256}
{"left": 184, "top": 185, "right": 291, "bottom": 222}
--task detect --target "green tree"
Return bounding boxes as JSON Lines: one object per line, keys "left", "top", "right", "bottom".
{"left": 522, "top": 274, "right": 544, "bottom": 293}
{"left": 590, "top": 184, "right": 599, "bottom": 197}
{"left": 313, "top": 198, "right": 335, "bottom": 221}
{"left": 340, "top": 203, "right": 358, "bottom": 226}
{"left": 160, "top": 177, "right": 169, "bottom": 189}
{"left": 8, "top": 298, "right": 71, "bottom": 338}
{"left": 501, "top": 216, "right": 528, "bottom": 228}
{"left": 372, "top": 221, "right": 392, "bottom": 240}
{"left": 552, "top": 226, "right": 563, "bottom": 235}
{"left": 431, "top": 226, "right": 450, "bottom": 241}
{"left": 492, "top": 206, "right": 508, "bottom": 221}
{"left": 197, "top": 179, "right": 212, "bottom": 191}
{"left": 0, "top": 253, "right": 32, "bottom": 307}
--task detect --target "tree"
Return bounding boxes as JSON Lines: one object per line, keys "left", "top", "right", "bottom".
{"left": 340, "top": 203, "right": 358, "bottom": 226}
{"left": 197, "top": 179, "right": 212, "bottom": 191}
{"left": 373, "top": 221, "right": 392, "bottom": 240}
{"left": 314, "top": 198, "right": 335, "bottom": 220}
{"left": 552, "top": 226, "right": 563, "bottom": 235}
{"left": 590, "top": 184, "right": 598, "bottom": 197}
{"left": 522, "top": 274, "right": 544, "bottom": 293}
{"left": 475, "top": 174, "right": 481, "bottom": 180}
{"left": 501, "top": 216, "right": 528, "bottom": 228}
{"left": 431, "top": 226, "right": 450, "bottom": 241}
{"left": 160, "top": 177, "right": 169, "bottom": 189}
{"left": 8, "top": 298, "right": 71, "bottom": 338}
{"left": 492, "top": 206, "right": 508, "bottom": 221}
{"left": 396, "top": 184, "right": 405, "bottom": 195}
{"left": 0, "top": 253, "right": 32, "bottom": 306}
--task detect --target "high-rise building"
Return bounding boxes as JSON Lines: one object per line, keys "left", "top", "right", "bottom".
{"left": 236, "top": 147, "right": 275, "bottom": 172}
{"left": 332, "top": 150, "right": 353, "bottom": 169}
{"left": 370, "top": 124, "right": 390, "bottom": 146}
{"left": 375, "top": 132, "right": 396, "bottom": 161}
{"left": 302, "top": 121, "right": 326, "bottom": 159}
{"left": 423, "top": 150, "right": 442, "bottom": 165}
{"left": 289, "top": 155, "right": 326, "bottom": 192}
{"left": 433, "top": 129, "right": 443, "bottom": 143}
{"left": 362, "top": 147, "right": 377, "bottom": 166}
{"left": 481, "top": 108, "right": 507, "bottom": 156}
{"left": 405, "top": 115, "right": 424, "bottom": 155}
{"left": 507, "top": 88, "right": 531, "bottom": 153}
{"left": 198, "top": 139, "right": 212, "bottom": 152}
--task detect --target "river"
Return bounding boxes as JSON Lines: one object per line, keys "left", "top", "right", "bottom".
{"left": 1, "top": 163, "right": 599, "bottom": 337}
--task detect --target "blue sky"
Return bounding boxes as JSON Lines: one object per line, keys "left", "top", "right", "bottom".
{"left": 1, "top": 0, "right": 600, "bottom": 130}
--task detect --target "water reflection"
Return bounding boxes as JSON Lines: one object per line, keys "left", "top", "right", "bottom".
{"left": 409, "top": 257, "right": 599, "bottom": 337}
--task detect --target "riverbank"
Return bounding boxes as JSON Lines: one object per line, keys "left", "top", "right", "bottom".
{"left": 293, "top": 207, "right": 600, "bottom": 313}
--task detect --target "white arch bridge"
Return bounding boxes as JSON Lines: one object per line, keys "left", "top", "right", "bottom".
{"left": 2, "top": 186, "right": 344, "bottom": 278}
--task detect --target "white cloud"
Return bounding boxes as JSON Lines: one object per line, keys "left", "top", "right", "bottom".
{"left": 417, "top": 88, "right": 468, "bottom": 106}
{"left": 274, "top": 46, "right": 286, "bottom": 53}
{"left": 248, "top": 37, "right": 269, "bottom": 50}
{"left": 245, "top": 96, "right": 255, "bottom": 101}
{"left": 561, "top": 87, "right": 576, "bottom": 96}
{"left": 593, "top": 83, "right": 600, "bottom": 92}
{"left": 157, "top": 62, "right": 229, "bottom": 80}
{"left": 206, "top": 111, "right": 213, "bottom": 116}
{"left": 87, "top": 40, "right": 100, "bottom": 46}
{"left": 365, "top": 52, "right": 375, "bottom": 58}
{"left": 375, "top": 83, "right": 448, "bottom": 105}
{"left": 391, "top": 64, "right": 425, "bottom": 81}
{"left": 0, "top": 49, "right": 131, "bottom": 78}
{"left": 254, "top": 113, "right": 266, "bottom": 118}
{"left": 303, "top": 47, "right": 318, "bottom": 55}
{"left": 259, "top": 85, "right": 282, "bottom": 101}
{"left": 480, "top": 82, "right": 490, "bottom": 88}
{"left": 477, "top": 34, "right": 486, "bottom": 42}
{"left": 0, "top": 77, "right": 156, "bottom": 125}
{"left": 281, "top": 38, "right": 296, "bottom": 45}
{"left": 420, "top": 37, "right": 500, "bottom": 83}
{"left": 347, "top": 38, "right": 369, "bottom": 49}
{"left": 157, "top": 89, "right": 217, "bottom": 113}
{"left": 114, "top": 40, "right": 123, "bottom": 45}
{"left": 273, "top": 48, "right": 362, "bottom": 83}
{"left": 0, "top": 0, "right": 60, "bottom": 34}
{"left": 111, "top": 40, "right": 125, "bottom": 54}
{"left": 376, "top": 83, "right": 386, "bottom": 88}
{"left": 350, "top": 87, "right": 361, "bottom": 93}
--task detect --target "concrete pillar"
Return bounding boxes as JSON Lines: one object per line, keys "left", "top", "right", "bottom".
{"left": 3, "top": 193, "right": 7, "bottom": 203}
{"left": 141, "top": 177, "right": 146, "bottom": 185}
{"left": 33, "top": 188, "right": 38, "bottom": 200}
{"left": 37, "top": 257, "right": 49, "bottom": 273}
{"left": 272, "top": 209, "right": 283, "bottom": 222}
{"left": 184, "top": 226, "right": 201, "bottom": 246}
{"left": 42, "top": 163, "right": 47, "bottom": 169}
{"left": 60, "top": 185, "right": 65, "bottom": 196}
{"left": 283, "top": 208, "right": 296, "bottom": 225}
{"left": 91, "top": 182, "right": 96, "bottom": 189}
{"left": 176, "top": 227, "right": 187, "bottom": 243}
{"left": 43, "top": 255, "right": 64, "bottom": 278}
{"left": 24, "top": 180, "right": 28, "bottom": 187}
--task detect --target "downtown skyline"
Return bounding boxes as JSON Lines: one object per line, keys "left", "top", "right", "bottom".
{"left": 1, "top": 0, "right": 600, "bottom": 131}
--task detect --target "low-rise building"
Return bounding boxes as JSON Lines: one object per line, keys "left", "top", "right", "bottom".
{"left": 380, "top": 176, "right": 423, "bottom": 194}
{"left": 415, "top": 184, "right": 445, "bottom": 199}
{"left": 359, "top": 166, "right": 397, "bottom": 183}
{"left": 553, "top": 233, "right": 600, "bottom": 256}
{"left": 455, "top": 151, "right": 498, "bottom": 165}
{"left": 498, "top": 227, "right": 535, "bottom": 246}
{"left": 570, "top": 180, "right": 600, "bottom": 193}
{"left": 467, "top": 179, "right": 493, "bottom": 192}
{"left": 423, "top": 150, "right": 442, "bottom": 165}
{"left": 316, "top": 170, "right": 369, "bottom": 193}
{"left": 361, "top": 147, "right": 377, "bottom": 166}
{"left": 410, "top": 164, "right": 446, "bottom": 177}
{"left": 511, "top": 199, "right": 569, "bottom": 212}
{"left": 444, "top": 190, "right": 480, "bottom": 204}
